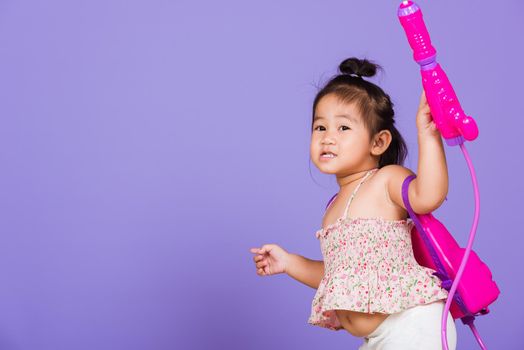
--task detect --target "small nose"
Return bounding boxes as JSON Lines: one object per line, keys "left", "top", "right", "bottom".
{"left": 321, "top": 136, "right": 335, "bottom": 145}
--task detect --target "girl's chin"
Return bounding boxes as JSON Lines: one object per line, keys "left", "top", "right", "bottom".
{"left": 316, "top": 164, "right": 339, "bottom": 174}
{"left": 313, "top": 157, "right": 343, "bottom": 173}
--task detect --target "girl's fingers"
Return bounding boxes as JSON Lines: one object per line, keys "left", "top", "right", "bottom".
{"left": 419, "top": 90, "right": 427, "bottom": 107}
{"left": 257, "top": 261, "right": 267, "bottom": 269}
{"left": 250, "top": 247, "right": 268, "bottom": 255}
{"left": 251, "top": 247, "right": 271, "bottom": 276}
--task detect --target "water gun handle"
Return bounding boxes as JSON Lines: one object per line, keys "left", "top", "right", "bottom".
{"left": 398, "top": 1, "right": 479, "bottom": 146}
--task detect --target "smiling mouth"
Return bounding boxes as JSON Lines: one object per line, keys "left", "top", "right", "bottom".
{"left": 320, "top": 152, "right": 337, "bottom": 159}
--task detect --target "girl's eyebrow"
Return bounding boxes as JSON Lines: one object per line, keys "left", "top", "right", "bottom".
{"left": 314, "top": 114, "right": 358, "bottom": 123}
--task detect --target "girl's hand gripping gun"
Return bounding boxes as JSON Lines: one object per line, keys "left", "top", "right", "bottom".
{"left": 398, "top": 0, "right": 479, "bottom": 146}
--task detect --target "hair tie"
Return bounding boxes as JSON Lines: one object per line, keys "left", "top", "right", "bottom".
{"left": 348, "top": 73, "right": 363, "bottom": 79}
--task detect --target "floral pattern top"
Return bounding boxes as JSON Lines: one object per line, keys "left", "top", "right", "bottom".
{"left": 307, "top": 168, "right": 449, "bottom": 331}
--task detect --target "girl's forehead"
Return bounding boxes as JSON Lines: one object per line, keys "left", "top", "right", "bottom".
{"left": 317, "top": 95, "right": 359, "bottom": 112}
{"left": 315, "top": 97, "right": 362, "bottom": 122}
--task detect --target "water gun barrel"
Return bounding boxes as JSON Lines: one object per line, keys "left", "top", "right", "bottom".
{"left": 398, "top": 1, "right": 479, "bottom": 146}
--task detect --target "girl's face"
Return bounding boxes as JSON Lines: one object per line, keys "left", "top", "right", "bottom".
{"left": 310, "top": 94, "right": 373, "bottom": 174}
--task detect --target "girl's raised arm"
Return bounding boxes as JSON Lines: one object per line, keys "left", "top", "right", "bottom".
{"left": 413, "top": 90, "right": 449, "bottom": 212}
{"left": 385, "top": 91, "right": 448, "bottom": 214}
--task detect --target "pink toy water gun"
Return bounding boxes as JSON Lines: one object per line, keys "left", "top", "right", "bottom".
{"left": 398, "top": 0, "right": 479, "bottom": 147}
{"left": 397, "top": 1, "right": 499, "bottom": 349}
{"left": 401, "top": 176, "right": 499, "bottom": 350}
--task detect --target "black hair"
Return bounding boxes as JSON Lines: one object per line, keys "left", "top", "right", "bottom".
{"left": 311, "top": 57, "right": 408, "bottom": 167}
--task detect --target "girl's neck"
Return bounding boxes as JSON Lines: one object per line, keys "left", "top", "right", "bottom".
{"left": 337, "top": 166, "right": 378, "bottom": 190}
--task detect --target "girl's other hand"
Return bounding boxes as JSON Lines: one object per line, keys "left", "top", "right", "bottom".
{"left": 416, "top": 90, "right": 439, "bottom": 136}
{"left": 249, "top": 244, "right": 289, "bottom": 276}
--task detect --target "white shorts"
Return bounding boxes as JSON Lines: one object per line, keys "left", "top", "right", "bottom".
{"left": 358, "top": 300, "right": 457, "bottom": 350}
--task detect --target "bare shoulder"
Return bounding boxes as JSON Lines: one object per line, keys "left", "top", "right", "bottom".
{"left": 376, "top": 164, "right": 415, "bottom": 182}
{"left": 375, "top": 165, "right": 416, "bottom": 210}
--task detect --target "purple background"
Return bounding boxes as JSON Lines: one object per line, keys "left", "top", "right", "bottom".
{"left": 0, "top": 0, "right": 522, "bottom": 349}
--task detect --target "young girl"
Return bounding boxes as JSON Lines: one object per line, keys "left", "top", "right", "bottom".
{"left": 249, "top": 57, "right": 457, "bottom": 349}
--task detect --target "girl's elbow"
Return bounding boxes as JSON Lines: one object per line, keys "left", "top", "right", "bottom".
{"left": 411, "top": 192, "right": 447, "bottom": 214}
{"left": 412, "top": 205, "right": 433, "bottom": 215}
{"left": 426, "top": 194, "right": 447, "bottom": 213}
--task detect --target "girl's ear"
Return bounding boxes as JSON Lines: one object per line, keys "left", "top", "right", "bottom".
{"left": 371, "top": 130, "right": 392, "bottom": 156}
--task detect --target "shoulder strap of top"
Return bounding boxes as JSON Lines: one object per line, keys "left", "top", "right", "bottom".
{"left": 342, "top": 168, "right": 379, "bottom": 219}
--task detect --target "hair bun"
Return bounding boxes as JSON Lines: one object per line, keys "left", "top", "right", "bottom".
{"left": 339, "top": 57, "right": 381, "bottom": 78}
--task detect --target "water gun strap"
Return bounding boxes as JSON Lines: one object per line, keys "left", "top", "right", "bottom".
{"left": 401, "top": 175, "right": 453, "bottom": 290}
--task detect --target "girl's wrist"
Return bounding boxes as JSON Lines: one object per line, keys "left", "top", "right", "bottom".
{"left": 417, "top": 126, "right": 441, "bottom": 139}
{"left": 283, "top": 252, "right": 293, "bottom": 274}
